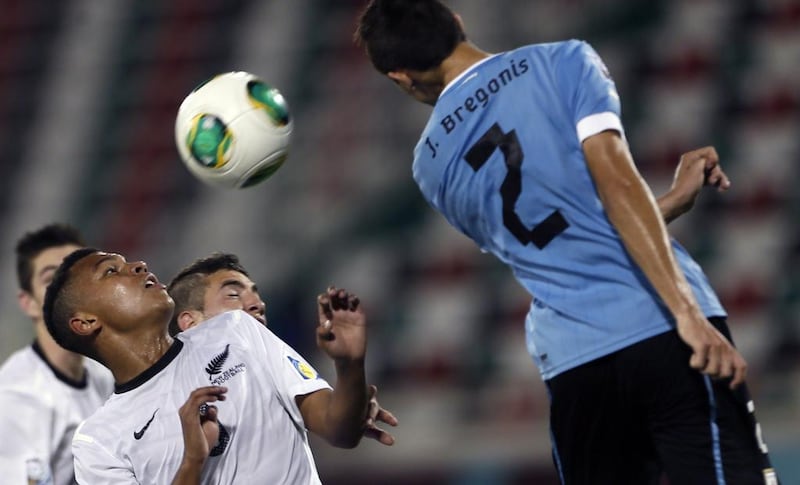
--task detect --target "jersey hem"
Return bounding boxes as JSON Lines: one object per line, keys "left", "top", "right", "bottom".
{"left": 539, "top": 323, "right": 672, "bottom": 380}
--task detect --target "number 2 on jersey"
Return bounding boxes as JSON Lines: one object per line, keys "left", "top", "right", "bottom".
{"left": 464, "top": 123, "right": 569, "bottom": 248}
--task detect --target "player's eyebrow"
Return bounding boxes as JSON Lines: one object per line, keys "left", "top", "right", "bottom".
{"left": 220, "top": 279, "right": 246, "bottom": 291}
{"left": 37, "top": 264, "right": 59, "bottom": 279}
{"left": 93, "top": 254, "right": 122, "bottom": 271}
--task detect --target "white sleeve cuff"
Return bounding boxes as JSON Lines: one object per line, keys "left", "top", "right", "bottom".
{"left": 576, "top": 112, "right": 625, "bottom": 142}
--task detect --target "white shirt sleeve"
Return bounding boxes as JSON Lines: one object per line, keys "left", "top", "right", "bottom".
{"left": 0, "top": 390, "right": 55, "bottom": 484}
{"left": 235, "top": 311, "right": 332, "bottom": 426}
{"left": 72, "top": 423, "right": 138, "bottom": 485}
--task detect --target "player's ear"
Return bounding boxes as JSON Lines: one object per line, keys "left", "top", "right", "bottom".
{"left": 454, "top": 12, "right": 465, "bottom": 31}
{"left": 178, "top": 310, "right": 201, "bottom": 332}
{"left": 387, "top": 71, "right": 414, "bottom": 91}
{"left": 69, "top": 312, "right": 101, "bottom": 337}
{"left": 18, "top": 290, "right": 42, "bottom": 320}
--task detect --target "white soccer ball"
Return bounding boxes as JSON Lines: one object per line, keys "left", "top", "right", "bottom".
{"left": 175, "top": 71, "right": 292, "bottom": 189}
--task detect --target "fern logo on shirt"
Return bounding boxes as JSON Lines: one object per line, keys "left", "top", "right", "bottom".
{"left": 205, "top": 344, "right": 247, "bottom": 385}
{"left": 205, "top": 344, "right": 230, "bottom": 380}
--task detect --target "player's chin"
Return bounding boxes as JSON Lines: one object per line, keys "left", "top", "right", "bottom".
{"left": 147, "top": 291, "right": 175, "bottom": 315}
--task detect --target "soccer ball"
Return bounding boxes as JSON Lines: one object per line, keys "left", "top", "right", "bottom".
{"left": 174, "top": 71, "right": 292, "bottom": 189}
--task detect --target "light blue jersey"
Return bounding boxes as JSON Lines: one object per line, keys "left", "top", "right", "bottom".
{"left": 412, "top": 40, "right": 726, "bottom": 379}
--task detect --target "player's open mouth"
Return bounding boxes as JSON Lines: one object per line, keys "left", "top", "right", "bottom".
{"left": 144, "top": 274, "right": 163, "bottom": 289}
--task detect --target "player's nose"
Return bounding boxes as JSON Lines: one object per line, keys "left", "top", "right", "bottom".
{"left": 129, "top": 261, "right": 148, "bottom": 274}
{"left": 247, "top": 298, "right": 265, "bottom": 316}
{"left": 244, "top": 295, "right": 266, "bottom": 319}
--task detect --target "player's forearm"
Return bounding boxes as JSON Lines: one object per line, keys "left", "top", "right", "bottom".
{"left": 601, "top": 180, "right": 696, "bottom": 316}
{"left": 324, "top": 359, "right": 369, "bottom": 448}
{"left": 584, "top": 134, "right": 699, "bottom": 319}
{"left": 656, "top": 189, "right": 690, "bottom": 225}
{"left": 171, "top": 458, "right": 204, "bottom": 485}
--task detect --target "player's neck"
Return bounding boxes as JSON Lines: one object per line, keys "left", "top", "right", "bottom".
{"left": 100, "top": 329, "right": 175, "bottom": 385}
{"left": 35, "top": 322, "right": 86, "bottom": 382}
{"left": 440, "top": 42, "right": 492, "bottom": 90}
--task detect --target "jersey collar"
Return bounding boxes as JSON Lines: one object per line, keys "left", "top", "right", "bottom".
{"left": 31, "top": 340, "right": 88, "bottom": 389}
{"left": 115, "top": 339, "right": 184, "bottom": 394}
{"left": 440, "top": 54, "right": 498, "bottom": 98}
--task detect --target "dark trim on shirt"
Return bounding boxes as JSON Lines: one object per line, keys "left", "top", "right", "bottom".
{"left": 31, "top": 340, "right": 88, "bottom": 389}
{"left": 115, "top": 339, "right": 184, "bottom": 394}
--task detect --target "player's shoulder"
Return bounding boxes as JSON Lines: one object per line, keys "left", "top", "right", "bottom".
{"left": 180, "top": 310, "right": 263, "bottom": 340}
{"left": 0, "top": 346, "right": 48, "bottom": 394}
{"left": 550, "top": 39, "right": 604, "bottom": 69}
{"left": 178, "top": 310, "right": 283, "bottom": 355}
{"left": 73, "top": 391, "right": 136, "bottom": 443}
{"left": 72, "top": 405, "right": 118, "bottom": 451}
{"left": 489, "top": 40, "right": 596, "bottom": 84}
{"left": 84, "top": 357, "right": 115, "bottom": 396}
{"left": 506, "top": 39, "right": 587, "bottom": 57}
{"left": 0, "top": 345, "right": 36, "bottom": 372}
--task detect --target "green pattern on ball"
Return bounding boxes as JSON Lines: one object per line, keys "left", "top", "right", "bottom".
{"left": 186, "top": 115, "right": 232, "bottom": 168}
{"left": 241, "top": 154, "right": 287, "bottom": 188}
{"left": 247, "top": 80, "right": 290, "bottom": 126}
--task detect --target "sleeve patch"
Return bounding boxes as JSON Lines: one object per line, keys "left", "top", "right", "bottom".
{"left": 287, "top": 356, "right": 317, "bottom": 380}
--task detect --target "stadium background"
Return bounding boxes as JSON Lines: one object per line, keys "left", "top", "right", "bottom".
{"left": 0, "top": 0, "right": 798, "bottom": 483}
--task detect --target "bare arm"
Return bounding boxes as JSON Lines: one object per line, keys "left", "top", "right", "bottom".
{"left": 656, "top": 146, "right": 731, "bottom": 224}
{"left": 297, "top": 287, "right": 369, "bottom": 448}
{"left": 583, "top": 131, "right": 746, "bottom": 388}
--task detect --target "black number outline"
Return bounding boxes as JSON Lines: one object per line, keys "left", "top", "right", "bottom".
{"left": 464, "top": 123, "right": 568, "bottom": 248}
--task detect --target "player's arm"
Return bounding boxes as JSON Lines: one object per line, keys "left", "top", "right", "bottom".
{"left": 171, "top": 386, "right": 228, "bottom": 485}
{"left": 300, "top": 383, "right": 398, "bottom": 447}
{"left": 582, "top": 131, "right": 746, "bottom": 388}
{"left": 296, "top": 287, "right": 370, "bottom": 448}
{"left": 656, "top": 146, "right": 731, "bottom": 224}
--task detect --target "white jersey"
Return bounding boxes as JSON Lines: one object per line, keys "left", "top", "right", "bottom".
{"left": 0, "top": 342, "right": 114, "bottom": 485}
{"left": 73, "top": 310, "right": 332, "bottom": 484}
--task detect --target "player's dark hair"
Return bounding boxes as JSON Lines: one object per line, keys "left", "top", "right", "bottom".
{"left": 16, "top": 223, "right": 86, "bottom": 293}
{"left": 355, "top": 0, "right": 466, "bottom": 73}
{"left": 42, "top": 247, "right": 100, "bottom": 358}
{"left": 167, "top": 253, "right": 250, "bottom": 336}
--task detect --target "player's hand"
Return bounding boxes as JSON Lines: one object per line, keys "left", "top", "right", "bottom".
{"left": 675, "top": 312, "right": 747, "bottom": 389}
{"left": 316, "top": 286, "right": 366, "bottom": 363}
{"left": 177, "top": 386, "right": 228, "bottom": 465}
{"left": 363, "top": 384, "right": 398, "bottom": 446}
{"left": 669, "top": 146, "right": 731, "bottom": 215}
